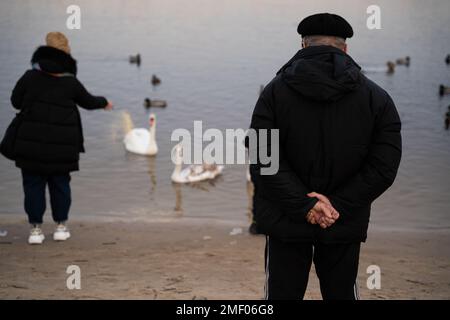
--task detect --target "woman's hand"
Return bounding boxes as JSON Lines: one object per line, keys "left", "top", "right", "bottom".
{"left": 104, "top": 100, "right": 113, "bottom": 110}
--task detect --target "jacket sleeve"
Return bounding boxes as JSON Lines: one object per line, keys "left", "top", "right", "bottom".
{"left": 74, "top": 79, "right": 108, "bottom": 110}
{"left": 329, "top": 94, "right": 402, "bottom": 213}
{"left": 250, "top": 86, "right": 318, "bottom": 223}
{"left": 11, "top": 71, "right": 31, "bottom": 110}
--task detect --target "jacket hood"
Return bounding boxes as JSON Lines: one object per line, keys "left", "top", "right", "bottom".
{"left": 31, "top": 46, "right": 77, "bottom": 75}
{"left": 279, "top": 45, "right": 362, "bottom": 102}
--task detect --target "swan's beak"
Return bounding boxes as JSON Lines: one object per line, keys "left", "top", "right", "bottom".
{"left": 149, "top": 113, "right": 156, "bottom": 127}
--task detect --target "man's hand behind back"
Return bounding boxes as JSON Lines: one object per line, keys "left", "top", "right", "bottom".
{"left": 306, "top": 192, "right": 340, "bottom": 229}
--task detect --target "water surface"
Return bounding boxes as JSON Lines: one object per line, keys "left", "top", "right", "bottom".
{"left": 0, "top": 0, "right": 449, "bottom": 231}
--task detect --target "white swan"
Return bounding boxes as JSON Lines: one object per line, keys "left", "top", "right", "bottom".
{"left": 123, "top": 113, "right": 158, "bottom": 156}
{"left": 171, "top": 144, "right": 224, "bottom": 183}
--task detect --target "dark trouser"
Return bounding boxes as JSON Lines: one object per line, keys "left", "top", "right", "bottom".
{"left": 265, "top": 236, "right": 360, "bottom": 300}
{"left": 21, "top": 170, "right": 71, "bottom": 225}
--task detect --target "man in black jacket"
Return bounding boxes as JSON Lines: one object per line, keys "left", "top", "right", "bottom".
{"left": 250, "top": 13, "right": 402, "bottom": 299}
{"left": 9, "top": 32, "right": 112, "bottom": 245}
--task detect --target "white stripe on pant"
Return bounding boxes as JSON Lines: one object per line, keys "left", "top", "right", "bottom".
{"left": 354, "top": 280, "right": 360, "bottom": 300}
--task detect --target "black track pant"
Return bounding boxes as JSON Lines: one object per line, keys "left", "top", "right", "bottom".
{"left": 264, "top": 236, "right": 361, "bottom": 300}
{"left": 21, "top": 170, "right": 71, "bottom": 225}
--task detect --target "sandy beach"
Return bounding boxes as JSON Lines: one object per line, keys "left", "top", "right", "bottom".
{"left": 0, "top": 216, "right": 449, "bottom": 300}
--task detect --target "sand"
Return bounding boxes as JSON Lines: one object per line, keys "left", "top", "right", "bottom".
{"left": 0, "top": 216, "right": 449, "bottom": 300}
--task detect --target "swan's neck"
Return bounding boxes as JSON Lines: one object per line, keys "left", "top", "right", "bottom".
{"left": 172, "top": 162, "right": 182, "bottom": 180}
{"left": 146, "top": 123, "right": 157, "bottom": 153}
{"left": 147, "top": 124, "right": 156, "bottom": 153}
{"left": 149, "top": 124, "right": 156, "bottom": 141}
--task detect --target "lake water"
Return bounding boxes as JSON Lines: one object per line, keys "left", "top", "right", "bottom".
{"left": 0, "top": 0, "right": 449, "bottom": 232}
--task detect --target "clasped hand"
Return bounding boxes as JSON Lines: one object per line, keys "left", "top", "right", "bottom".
{"left": 306, "top": 192, "right": 340, "bottom": 229}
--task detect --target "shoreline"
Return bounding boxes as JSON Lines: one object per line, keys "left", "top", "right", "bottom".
{"left": 0, "top": 216, "right": 449, "bottom": 299}
{"left": 2, "top": 212, "right": 448, "bottom": 234}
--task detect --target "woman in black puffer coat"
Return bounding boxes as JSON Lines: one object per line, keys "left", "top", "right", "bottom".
{"left": 10, "top": 32, "right": 112, "bottom": 244}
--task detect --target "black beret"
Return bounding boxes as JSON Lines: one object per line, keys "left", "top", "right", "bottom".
{"left": 297, "top": 13, "right": 353, "bottom": 39}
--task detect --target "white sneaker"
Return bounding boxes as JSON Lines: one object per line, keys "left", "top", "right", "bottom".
{"left": 53, "top": 223, "right": 71, "bottom": 241}
{"left": 28, "top": 226, "right": 45, "bottom": 245}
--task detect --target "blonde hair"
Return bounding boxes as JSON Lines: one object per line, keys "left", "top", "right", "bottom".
{"left": 45, "top": 32, "right": 71, "bottom": 54}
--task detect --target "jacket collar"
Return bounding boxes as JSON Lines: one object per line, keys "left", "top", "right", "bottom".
{"left": 277, "top": 45, "right": 360, "bottom": 75}
{"left": 31, "top": 46, "right": 77, "bottom": 76}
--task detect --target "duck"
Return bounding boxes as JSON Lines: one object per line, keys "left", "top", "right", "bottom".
{"left": 439, "top": 84, "right": 450, "bottom": 96}
{"left": 123, "top": 113, "right": 158, "bottom": 156}
{"left": 151, "top": 74, "right": 161, "bottom": 86}
{"left": 171, "top": 144, "right": 224, "bottom": 183}
{"left": 129, "top": 54, "right": 141, "bottom": 65}
{"left": 386, "top": 61, "right": 396, "bottom": 74}
{"left": 144, "top": 98, "right": 167, "bottom": 109}
{"left": 396, "top": 56, "right": 410, "bottom": 66}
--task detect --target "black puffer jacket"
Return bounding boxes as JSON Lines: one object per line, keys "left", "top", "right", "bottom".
{"left": 250, "top": 45, "right": 402, "bottom": 244}
{"left": 10, "top": 46, "right": 108, "bottom": 174}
